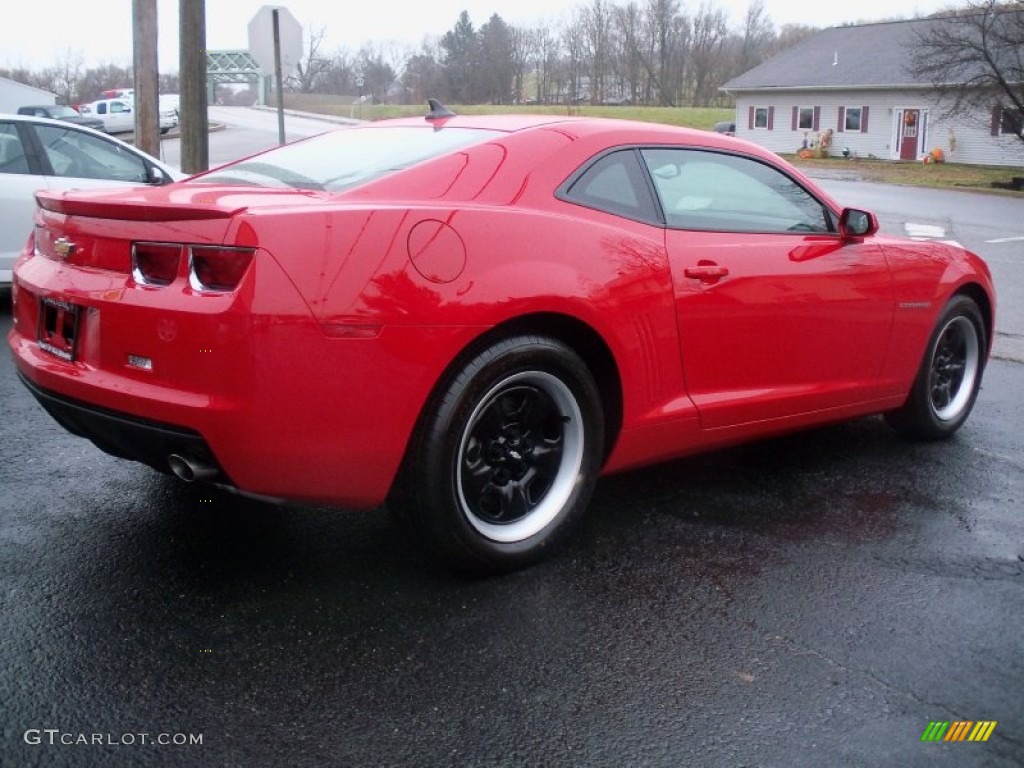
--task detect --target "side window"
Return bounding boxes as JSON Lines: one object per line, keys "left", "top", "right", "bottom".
{"left": 0, "top": 122, "right": 31, "bottom": 175}
{"left": 640, "top": 148, "right": 833, "bottom": 234}
{"left": 559, "top": 149, "right": 659, "bottom": 224}
{"left": 838, "top": 106, "right": 869, "bottom": 134}
{"left": 844, "top": 107, "right": 862, "bottom": 131}
{"left": 34, "top": 124, "right": 150, "bottom": 182}
{"left": 797, "top": 107, "right": 815, "bottom": 130}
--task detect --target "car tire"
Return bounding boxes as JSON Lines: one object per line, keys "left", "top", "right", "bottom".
{"left": 400, "top": 335, "right": 604, "bottom": 573}
{"left": 884, "top": 295, "right": 986, "bottom": 440}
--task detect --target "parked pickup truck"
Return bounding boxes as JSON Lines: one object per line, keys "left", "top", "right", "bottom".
{"left": 78, "top": 98, "right": 176, "bottom": 135}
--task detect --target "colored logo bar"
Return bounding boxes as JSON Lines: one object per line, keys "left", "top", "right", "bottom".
{"left": 921, "top": 721, "right": 997, "bottom": 742}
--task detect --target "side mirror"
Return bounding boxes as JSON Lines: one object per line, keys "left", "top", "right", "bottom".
{"left": 839, "top": 207, "right": 878, "bottom": 238}
{"left": 148, "top": 165, "right": 170, "bottom": 185}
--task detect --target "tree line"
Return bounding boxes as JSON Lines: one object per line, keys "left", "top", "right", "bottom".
{"left": 295, "top": 0, "right": 820, "bottom": 107}
{"left": 2, "top": 0, "right": 819, "bottom": 108}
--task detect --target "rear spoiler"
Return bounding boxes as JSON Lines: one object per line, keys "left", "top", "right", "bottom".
{"left": 36, "top": 190, "right": 247, "bottom": 222}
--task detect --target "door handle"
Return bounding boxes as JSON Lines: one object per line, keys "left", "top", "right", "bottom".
{"left": 684, "top": 264, "right": 729, "bottom": 281}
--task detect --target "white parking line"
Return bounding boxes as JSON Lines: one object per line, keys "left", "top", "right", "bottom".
{"left": 985, "top": 236, "right": 1024, "bottom": 243}
{"left": 904, "top": 222, "right": 947, "bottom": 239}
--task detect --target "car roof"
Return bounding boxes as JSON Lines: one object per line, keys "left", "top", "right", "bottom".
{"left": 2, "top": 111, "right": 116, "bottom": 134}
{"left": 0, "top": 112, "right": 183, "bottom": 177}
{"left": 366, "top": 112, "right": 775, "bottom": 160}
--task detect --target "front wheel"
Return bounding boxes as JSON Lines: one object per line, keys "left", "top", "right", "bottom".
{"left": 399, "top": 335, "right": 605, "bottom": 573}
{"left": 885, "top": 295, "right": 986, "bottom": 440}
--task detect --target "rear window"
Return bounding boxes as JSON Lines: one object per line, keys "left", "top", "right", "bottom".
{"left": 191, "top": 125, "right": 503, "bottom": 192}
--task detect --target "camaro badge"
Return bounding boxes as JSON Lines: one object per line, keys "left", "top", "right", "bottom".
{"left": 53, "top": 237, "right": 76, "bottom": 260}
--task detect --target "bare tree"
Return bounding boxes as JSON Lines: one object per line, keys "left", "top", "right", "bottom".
{"left": 532, "top": 27, "right": 560, "bottom": 104}
{"left": 582, "top": 0, "right": 615, "bottom": 104}
{"left": 641, "top": 0, "right": 686, "bottom": 106}
{"left": 737, "top": 0, "right": 775, "bottom": 74}
{"left": 43, "top": 48, "right": 86, "bottom": 104}
{"left": 76, "top": 63, "right": 135, "bottom": 102}
{"left": 612, "top": 3, "right": 646, "bottom": 102}
{"left": 404, "top": 44, "right": 443, "bottom": 103}
{"left": 317, "top": 49, "right": 357, "bottom": 96}
{"left": 769, "top": 23, "right": 819, "bottom": 55}
{"left": 290, "top": 25, "right": 332, "bottom": 93}
{"left": 689, "top": 2, "right": 729, "bottom": 106}
{"left": 356, "top": 44, "right": 397, "bottom": 104}
{"left": 561, "top": 11, "right": 588, "bottom": 105}
{"left": 909, "top": 0, "right": 1024, "bottom": 142}
{"left": 509, "top": 26, "right": 534, "bottom": 103}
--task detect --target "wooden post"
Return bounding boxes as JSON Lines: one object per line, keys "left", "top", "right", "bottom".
{"left": 132, "top": 0, "right": 160, "bottom": 158}
{"left": 179, "top": 0, "right": 209, "bottom": 174}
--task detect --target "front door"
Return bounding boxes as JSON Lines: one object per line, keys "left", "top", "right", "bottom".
{"left": 900, "top": 109, "right": 920, "bottom": 160}
{"left": 640, "top": 147, "right": 893, "bottom": 430}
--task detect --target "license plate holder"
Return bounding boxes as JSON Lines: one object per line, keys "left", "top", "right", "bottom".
{"left": 38, "top": 297, "right": 81, "bottom": 361}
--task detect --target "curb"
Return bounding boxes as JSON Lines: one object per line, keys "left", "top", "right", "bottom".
{"left": 250, "top": 105, "right": 363, "bottom": 125}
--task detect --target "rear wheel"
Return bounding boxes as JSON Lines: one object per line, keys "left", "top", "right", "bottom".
{"left": 885, "top": 295, "right": 986, "bottom": 440}
{"left": 399, "top": 335, "right": 604, "bottom": 573}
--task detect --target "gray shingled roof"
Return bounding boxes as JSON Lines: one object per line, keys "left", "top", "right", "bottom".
{"left": 722, "top": 18, "right": 940, "bottom": 91}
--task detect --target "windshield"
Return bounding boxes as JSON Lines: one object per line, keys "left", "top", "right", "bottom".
{"left": 49, "top": 106, "right": 80, "bottom": 118}
{"left": 191, "top": 125, "right": 503, "bottom": 192}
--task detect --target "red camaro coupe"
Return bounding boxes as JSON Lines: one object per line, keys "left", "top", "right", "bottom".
{"left": 8, "top": 104, "right": 995, "bottom": 572}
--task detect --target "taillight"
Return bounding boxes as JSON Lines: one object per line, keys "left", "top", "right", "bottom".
{"left": 132, "top": 242, "right": 182, "bottom": 286}
{"left": 188, "top": 246, "right": 255, "bottom": 292}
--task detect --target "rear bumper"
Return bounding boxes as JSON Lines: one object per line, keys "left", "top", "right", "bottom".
{"left": 10, "top": 249, "right": 487, "bottom": 508}
{"left": 18, "top": 371, "right": 224, "bottom": 479}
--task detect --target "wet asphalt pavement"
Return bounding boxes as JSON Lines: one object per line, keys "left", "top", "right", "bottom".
{"left": 1, "top": 304, "right": 1022, "bottom": 768}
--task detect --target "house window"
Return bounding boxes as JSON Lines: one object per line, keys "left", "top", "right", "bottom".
{"left": 837, "top": 106, "right": 869, "bottom": 133}
{"left": 791, "top": 106, "right": 820, "bottom": 132}
{"left": 749, "top": 106, "right": 774, "bottom": 130}
{"left": 844, "top": 107, "right": 862, "bottom": 131}
{"left": 997, "top": 107, "right": 1023, "bottom": 136}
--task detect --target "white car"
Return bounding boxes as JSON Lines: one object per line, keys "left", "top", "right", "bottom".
{"left": 0, "top": 114, "right": 185, "bottom": 286}
{"left": 79, "top": 98, "right": 177, "bottom": 135}
{"left": 159, "top": 94, "right": 180, "bottom": 126}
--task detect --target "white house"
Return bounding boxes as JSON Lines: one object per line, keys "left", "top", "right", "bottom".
{"left": 0, "top": 76, "right": 56, "bottom": 113}
{"left": 720, "top": 19, "right": 1024, "bottom": 168}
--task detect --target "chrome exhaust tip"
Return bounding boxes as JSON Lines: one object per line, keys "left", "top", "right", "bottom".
{"left": 168, "top": 454, "right": 218, "bottom": 483}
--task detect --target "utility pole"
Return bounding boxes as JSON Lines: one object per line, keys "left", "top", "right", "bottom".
{"left": 132, "top": 0, "right": 160, "bottom": 158}
{"left": 179, "top": 0, "right": 209, "bottom": 173}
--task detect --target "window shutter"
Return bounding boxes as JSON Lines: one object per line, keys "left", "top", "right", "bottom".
{"left": 792, "top": 106, "right": 798, "bottom": 131}
{"left": 991, "top": 105, "right": 1002, "bottom": 135}
{"left": 813, "top": 106, "right": 820, "bottom": 131}
{"left": 767, "top": 106, "right": 774, "bottom": 130}
{"left": 837, "top": 106, "right": 845, "bottom": 132}
{"left": 861, "top": 106, "right": 869, "bottom": 132}
{"left": 748, "top": 105, "right": 755, "bottom": 130}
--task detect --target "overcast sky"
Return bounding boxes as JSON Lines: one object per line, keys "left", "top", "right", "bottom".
{"left": 1, "top": 0, "right": 959, "bottom": 72}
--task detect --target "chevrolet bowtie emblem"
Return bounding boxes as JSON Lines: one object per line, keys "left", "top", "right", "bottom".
{"left": 54, "top": 237, "right": 76, "bottom": 260}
